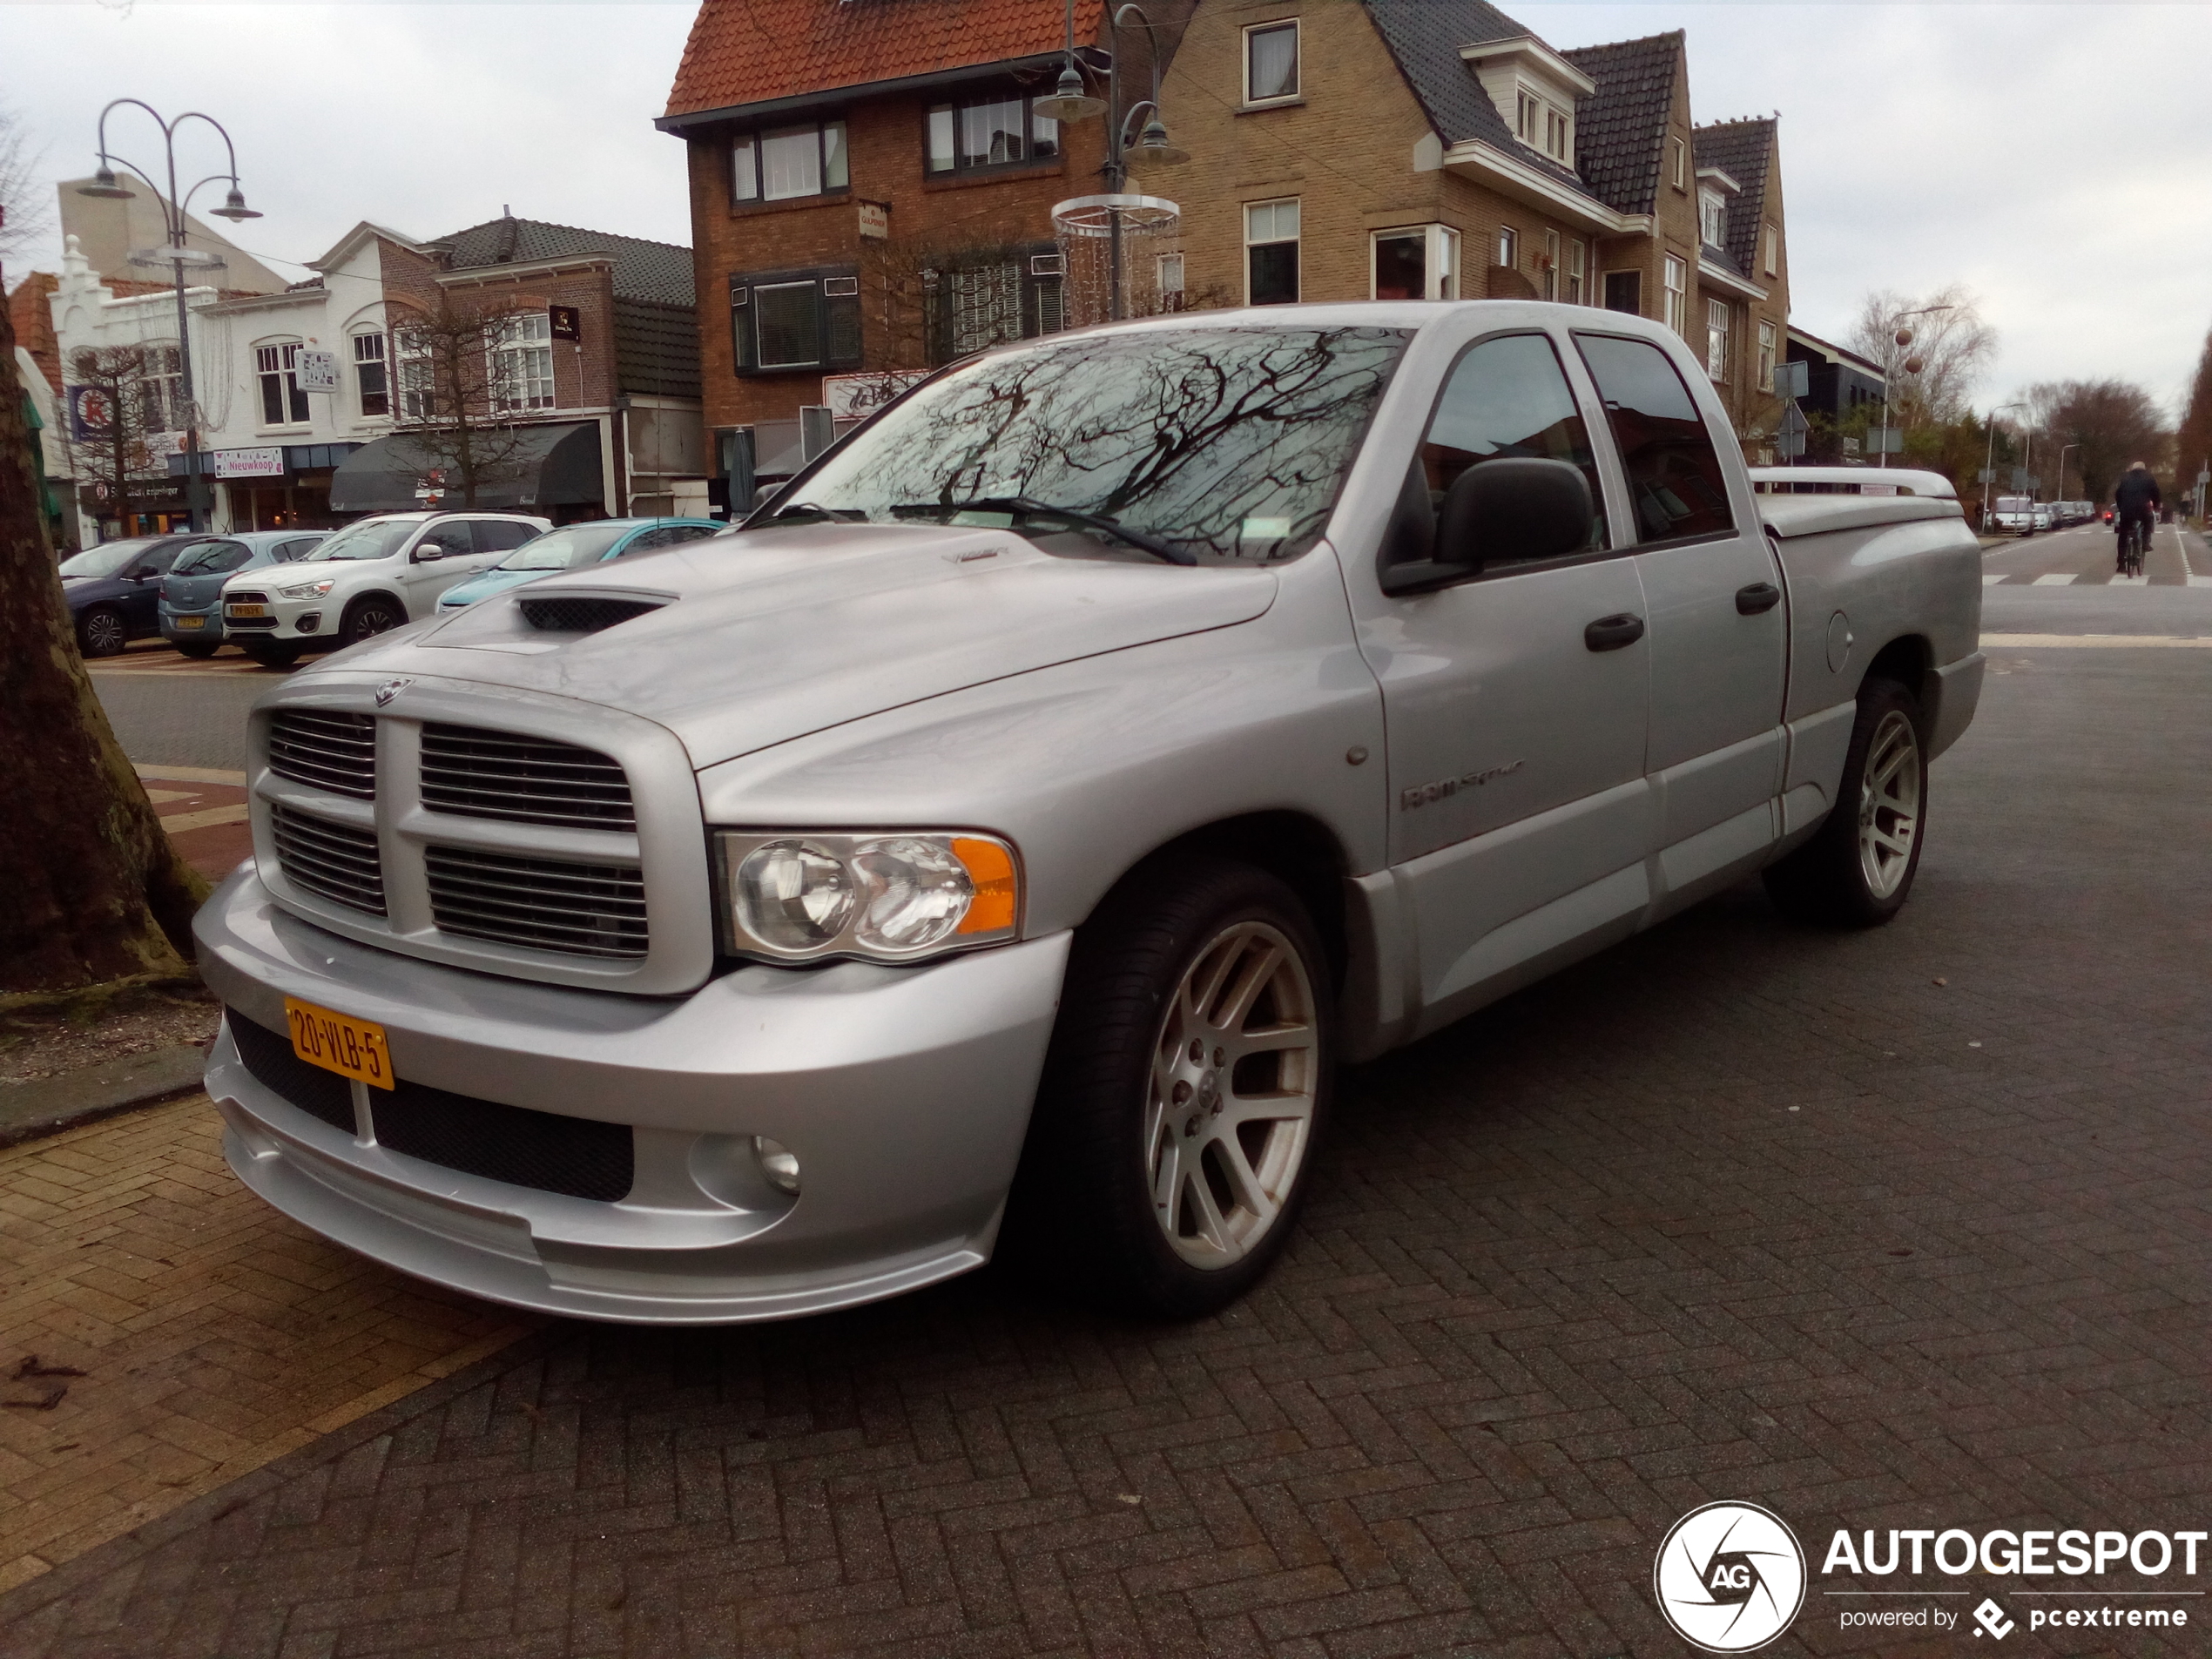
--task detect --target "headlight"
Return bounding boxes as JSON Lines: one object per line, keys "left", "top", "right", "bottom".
{"left": 715, "top": 831, "right": 1019, "bottom": 962}
{"left": 277, "top": 578, "right": 335, "bottom": 599}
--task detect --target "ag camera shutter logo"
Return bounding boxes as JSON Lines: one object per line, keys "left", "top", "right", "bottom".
{"left": 1655, "top": 1501, "right": 1807, "bottom": 1652}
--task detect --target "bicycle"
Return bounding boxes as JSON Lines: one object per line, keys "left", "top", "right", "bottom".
{"left": 2118, "top": 516, "right": 2148, "bottom": 578}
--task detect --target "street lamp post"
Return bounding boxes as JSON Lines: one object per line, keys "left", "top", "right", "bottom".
{"left": 2054, "top": 442, "right": 2077, "bottom": 508}
{"left": 77, "top": 99, "right": 260, "bottom": 534}
{"left": 1035, "top": 1, "right": 1187, "bottom": 320}
{"left": 1875, "top": 303, "right": 1952, "bottom": 469}
{"left": 1981, "top": 400, "right": 2023, "bottom": 533}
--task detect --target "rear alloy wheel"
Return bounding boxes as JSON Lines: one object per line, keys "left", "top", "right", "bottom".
{"left": 341, "top": 597, "right": 406, "bottom": 646}
{"left": 1006, "top": 856, "right": 1332, "bottom": 1318}
{"left": 1764, "top": 678, "right": 1926, "bottom": 927}
{"left": 78, "top": 606, "right": 127, "bottom": 658}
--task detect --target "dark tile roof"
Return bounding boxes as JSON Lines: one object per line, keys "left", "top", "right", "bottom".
{"left": 1362, "top": 2, "right": 1597, "bottom": 196}
{"left": 1561, "top": 31, "right": 1681, "bottom": 216}
{"left": 666, "top": 0, "right": 1103, "bottom": 119}
{"left": 1694, "top": 118, "right": 1777, "bottom": 277}
{"left": 614, "top": 299, "right": 704, "bottom": 399}
{"left": 432, "top": 216, "right": 696, "bottom": 308}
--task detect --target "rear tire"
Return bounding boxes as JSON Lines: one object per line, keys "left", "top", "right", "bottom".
{"left": 242, "top": 642, "right": 301, "bottom": 669}
{"left": 1002, "top": 855, "right": 1333, "bottom": 1319}
{"left": 172, "top": 641, "right": 219, "bottom": 659}
{"left": 1764, "top": 678, "right": 1926, "bottom": 927}
{"left": 77, "top": 606, "right": 127, "bottom": 658}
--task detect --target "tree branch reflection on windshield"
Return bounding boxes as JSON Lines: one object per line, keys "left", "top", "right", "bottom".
{"left": 783, "top": 327, "right": 1408, "bottom": 564}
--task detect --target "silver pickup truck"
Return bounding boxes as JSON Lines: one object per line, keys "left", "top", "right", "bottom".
{"left": 195, "top": 302, "right": 1984, "bottom": 1325}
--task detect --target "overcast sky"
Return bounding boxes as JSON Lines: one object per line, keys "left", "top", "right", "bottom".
{"left": 8, "top": 2, "right": 2206, "bottom": 418}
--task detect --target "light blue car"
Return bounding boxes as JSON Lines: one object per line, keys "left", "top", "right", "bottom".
{"left": 433, "top": 517, "right": 727, "bottom": 613}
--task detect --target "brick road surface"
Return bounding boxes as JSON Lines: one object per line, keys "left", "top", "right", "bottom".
{"left": 10, "top": 630, "right": 2210, "bottom": 1656}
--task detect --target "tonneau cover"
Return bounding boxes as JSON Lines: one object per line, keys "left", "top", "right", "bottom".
{"left": 1758, "top": 494, "right": 1965, "bottom": 539}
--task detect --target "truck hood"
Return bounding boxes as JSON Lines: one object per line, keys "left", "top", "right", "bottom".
{"left": 329, "top": 523, "right": 1279, "bottom": 767}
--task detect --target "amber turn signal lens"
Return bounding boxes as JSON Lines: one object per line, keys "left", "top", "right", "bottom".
{"left": 951, "top": 837, "right": 1019, "bottom": 934}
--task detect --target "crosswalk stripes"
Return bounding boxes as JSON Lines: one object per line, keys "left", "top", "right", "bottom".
{"left": 2032, "top": 573, "right": 2078, "bottom": 585}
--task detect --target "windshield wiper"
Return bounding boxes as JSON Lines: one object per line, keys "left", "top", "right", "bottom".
{"left": 762, "top": 501, "right": 866, "bottom": 525}
{"left": 892, "top": 497, "right": 1196, "bottom": 566}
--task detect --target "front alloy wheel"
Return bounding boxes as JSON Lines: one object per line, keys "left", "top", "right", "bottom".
{"left": 1006, "top": 855, "right": 1333, "bottom": 1318}
{"left": 1145, "top": 921, "right": 1320, "bottom": 1269}
{"left": 342, "top": 598, "right": 405, "bottom": 645}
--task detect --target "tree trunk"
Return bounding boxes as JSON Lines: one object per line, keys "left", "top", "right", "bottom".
{"left": 0, "top": 273, "right": 210, "bottom": 997}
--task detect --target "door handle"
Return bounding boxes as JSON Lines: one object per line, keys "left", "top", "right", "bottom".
{"left": 1583, "top": 613, "right": 1645, "bottom": 651}
{"left": 1736, "top": 581, "right": 1782, "bottom": 615}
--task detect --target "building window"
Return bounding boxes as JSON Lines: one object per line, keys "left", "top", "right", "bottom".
{"left": 1495, "top": 226, "right": 1519, "bottom": 270}
{"left": 136, "top": 343, "right": 183, "bottom": 432}
{"left": 919, "top": 246, "right": 1064, "bottom": 362}
{"left": 1762, "top": 223, "right": 1778, "bottom": 277}
{"left": 1541, "top": 229, "right": 1560, "bottom": 300}
{"left": 1662, "top": 256, "right": 1687, "bottom": 335}
{"left": 1157, "top": 252, "right": 1185, "bottom": 298}
{"left": 1245, "top": 198, "right": 1299, "bottom": 305}
{"left": 1699, "top": 191, "right": 1725, "bottom": 247}
{"left": 1568, "top": 239, "right": 1587, "bottom": 304}
{"left": 1545, "top": 107, "right": 1570, "bottom": 161}
{"left": 1671, "top": 138, "right": 1687, "bottom": 190}
{"left": 732, "top": 120, "right": 849, "bottom": 203}
{"left": 1602, "top": 270, "right": 1640, "bottom": 314}
{"left": 730, "top": 266, "right": 863, "bottom": 374}
{"left": 1757, "top": 319, "right": 1777, "bottom": 394}
{"left": 396, "top": 333, "right": 432, "bottom": 419}
{"left": 1705, "top": 298, "right": 1730, "bottom": 380}
{"left": 352, "top": 331, "right": 388, "bottom": 417}
{"left": 1371, "top": 225, "right": 1459, "bottom": 300}
{"left": 493, "top": 313, "right": 556, "bottom": 409}
{"left": 256, "top": 342, "right": 309, "bottom": 426}
{"left": 1516, "top": 91, "right": 1538, "bottom": 141}
{"left": 926, "top": 95, "right": 1059, "bottom": 175}
{"left": 1244, "top": 20, "right": 1299, "bottom": 103}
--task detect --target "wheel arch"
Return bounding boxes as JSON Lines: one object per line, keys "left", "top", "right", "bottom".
{"left": 342, "top": 589, "right": 409, "bottom": 624}
{"left": 1860, "top": 633, "right": 1937, "bottom": 732}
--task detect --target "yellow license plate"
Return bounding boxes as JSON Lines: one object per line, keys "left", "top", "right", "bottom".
{"left": 228, "top": 604, "right": 267, "bottom": 618}
{"left": 284, "top": 997, "right": 394, "bottom": 1090}
{"left": 174, "top": 614, "right": 206, "bottom": 629}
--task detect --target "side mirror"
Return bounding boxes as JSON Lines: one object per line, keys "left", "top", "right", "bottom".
{"left": 413, "top": 541, "right": 447, "bottom": 562}
{"left": 1379, "top": 458, "right": 1593, "bottom": 596}
{"left": 752, "top": 483, "right": 780, "bottom": 510}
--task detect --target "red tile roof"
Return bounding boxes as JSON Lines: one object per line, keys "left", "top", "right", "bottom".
{"left": 666, "top": 0, "right": 1103, "bottom": 118}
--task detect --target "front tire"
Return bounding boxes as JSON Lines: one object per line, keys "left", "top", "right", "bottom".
{"left": 341, "top": 597, "right": 406, "bottom": 646}
{"left": 1764, "top": 678, "right": 1927, "bottom": 927}
{"left": 1005, "top": 856, "right": 1332, "bottom": 1318}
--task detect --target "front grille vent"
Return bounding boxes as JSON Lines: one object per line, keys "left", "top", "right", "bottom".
{"left": 420, "top": 724, "right": 634, "bottom": 832}
{"left": 426, "top": 845, "right": 647, "bottom": 959}
{"left": 226, "top": 1009, "right": 355, "bottom": 1133}
{"left": 271, "top": 804, "right": 387, "bottom": 915}
{"left": 226, "top": 590, "right": 269, "bottom": 606}
{"left": 517, "top": 595, "right": 664, "bottom": 635}
{"left": 268, "top": 710, "right": 377, "bottom": 798}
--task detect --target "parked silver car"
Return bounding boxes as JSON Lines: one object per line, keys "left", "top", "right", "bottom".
{"left": 197, "top": 303, "right": 1985, "bottom": 1325}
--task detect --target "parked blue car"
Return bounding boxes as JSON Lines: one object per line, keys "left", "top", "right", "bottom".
{"left": 159, "top": 529, "right": 331, "bottom": 656}
{"left": 59, "top": 534, "right": 199, "bottom": 658}
{"left": 433, "top": 517, "right": 727, "bottom": 613}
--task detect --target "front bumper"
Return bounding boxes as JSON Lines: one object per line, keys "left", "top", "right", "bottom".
{"left": 225, "top": 593, "right": 328, "bottom": 641}
{"left": 195, "top": 865, "right": 1071, "bottom": 1324}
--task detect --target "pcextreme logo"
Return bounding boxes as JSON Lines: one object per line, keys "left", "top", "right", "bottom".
{"left": 1654, "top": 1501, "right": 1808, "bottom": 1652}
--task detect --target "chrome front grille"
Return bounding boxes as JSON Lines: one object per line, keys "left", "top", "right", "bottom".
{"left": 424, "top": 845, "right": 648, "bottom": 959}
{"left": 420, "top": 724, "right": 635, "bottom": 832}
{"left": 271, "top": 803, "right": 386, "bottom": 915}
{"left": 267, "top": 710, "right": 377, "bottom": 798}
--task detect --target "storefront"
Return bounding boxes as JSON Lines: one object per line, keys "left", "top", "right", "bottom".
{"left": 171, "top": 443, "right": 365, "bottom": 531}
{"left": 78, "top": 477, "right": 192, "bottom": 540}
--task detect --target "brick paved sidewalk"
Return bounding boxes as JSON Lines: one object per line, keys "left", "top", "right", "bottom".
{"left": 0, "top": 1096, "right": 535, "bottom": 1595}
{"left": 5, "top": 647, "right": 2209, "bottom": 1657}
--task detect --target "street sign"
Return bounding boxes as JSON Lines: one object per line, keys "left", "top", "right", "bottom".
{"left": 2010, "top": 468, "right": 2031, "bottom": 489}
{"left": 1976, "top": 468, "right": 1994, "bottom": 482}
{"left": 1778, "top": 404, "right": 1809, "bottom": 437}
{"left": 1867, "top": 429, "right": 1903, "bottom": 454}
{"left": 1776, "top": 428, "right": 1805, "bottom": 460}
{"left": 548, "top": 304, "right": 582, "bottom": 341}
{"left": 294, "top": 348, "right": 340, "bottom": 394}
{"left": 1842, "top": 437, "right": 1860, "bottom": 455}
{"left": 1771, "top": 361, "right": 1809, "bottom": 399}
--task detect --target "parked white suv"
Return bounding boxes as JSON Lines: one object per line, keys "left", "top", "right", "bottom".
{"left": 220, "top": 510, "right": 550, "bottom": 666}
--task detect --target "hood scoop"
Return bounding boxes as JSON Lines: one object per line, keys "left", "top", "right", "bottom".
{"left": 518, "top": 593, "right": 667, "bottom": 635}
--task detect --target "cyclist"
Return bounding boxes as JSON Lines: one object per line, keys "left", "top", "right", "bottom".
{"left": 2113, "top": 462, "right": 2161, "bottom": 574}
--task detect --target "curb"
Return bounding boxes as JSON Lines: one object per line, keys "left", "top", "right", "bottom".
{"left": 0, "top": 1044, "right": 210, "bottom": 1148}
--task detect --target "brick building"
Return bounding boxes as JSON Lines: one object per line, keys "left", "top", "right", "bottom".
{"left": 1157, "top": 3, "right": 1791, "bottom": 445}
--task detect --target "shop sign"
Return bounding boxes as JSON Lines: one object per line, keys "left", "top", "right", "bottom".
{"left": 857, "top": 200, "right": 890, "bottom": 241}
{"left": 78, "top": 477, "right": 188, "bottom": 511}
{"left": 549, "top": 304, "right": 583, "bottom": 341}
{"left": 821, "top": 369, "right": 926, "bottom": 421}
{"left": 214, "top": 447, "right": 287, "bottom": 480}
{"left": 65, "top": 385, "right": 116, "bottom": 440}
{"left": 294, "top": 348, "right": 341, "bottom": 394}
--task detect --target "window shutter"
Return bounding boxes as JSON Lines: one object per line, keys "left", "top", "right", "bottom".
{"left": 823, "top": 273, "right": 862, "bottom": 367}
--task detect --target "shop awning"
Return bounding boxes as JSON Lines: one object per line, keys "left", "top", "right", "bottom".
{"left": 328, "top": 422, "right": 604, "bottom": 514}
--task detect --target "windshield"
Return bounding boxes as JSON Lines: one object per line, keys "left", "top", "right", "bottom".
{"left": 773, "top": 326, "right": 1409, "bottom": 563}
{"left": 496, "top": 524, "right": 627, "bottom": 571}
{"left": 300, "top": 520, "right": 416, "bottom": 562}
{"left": 58, "top": 540, "right": 162, "bottom": 578}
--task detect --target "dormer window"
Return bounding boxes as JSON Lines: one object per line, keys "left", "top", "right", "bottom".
{"left": 1460, "top": 37, "right": 1594, "bottom": 169}
{"left": 1545, "top": 108, "right": 1570, "bottom": 160}
{"left": 1699, "top": 191, "right": 1725, "bottom": 247}
{"left": 1516, "top": 91, "right": 1538, "bottom": 140}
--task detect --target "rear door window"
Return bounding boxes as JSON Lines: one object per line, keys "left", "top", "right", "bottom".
{"left": 469, "top": 519, "right": 540, "bottom": 554}
{"left": 277, "top": 537, "right": 322, "bottom": 561}
{"left": 1573, "top": 333, "right": 1737, "bottom": 544}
